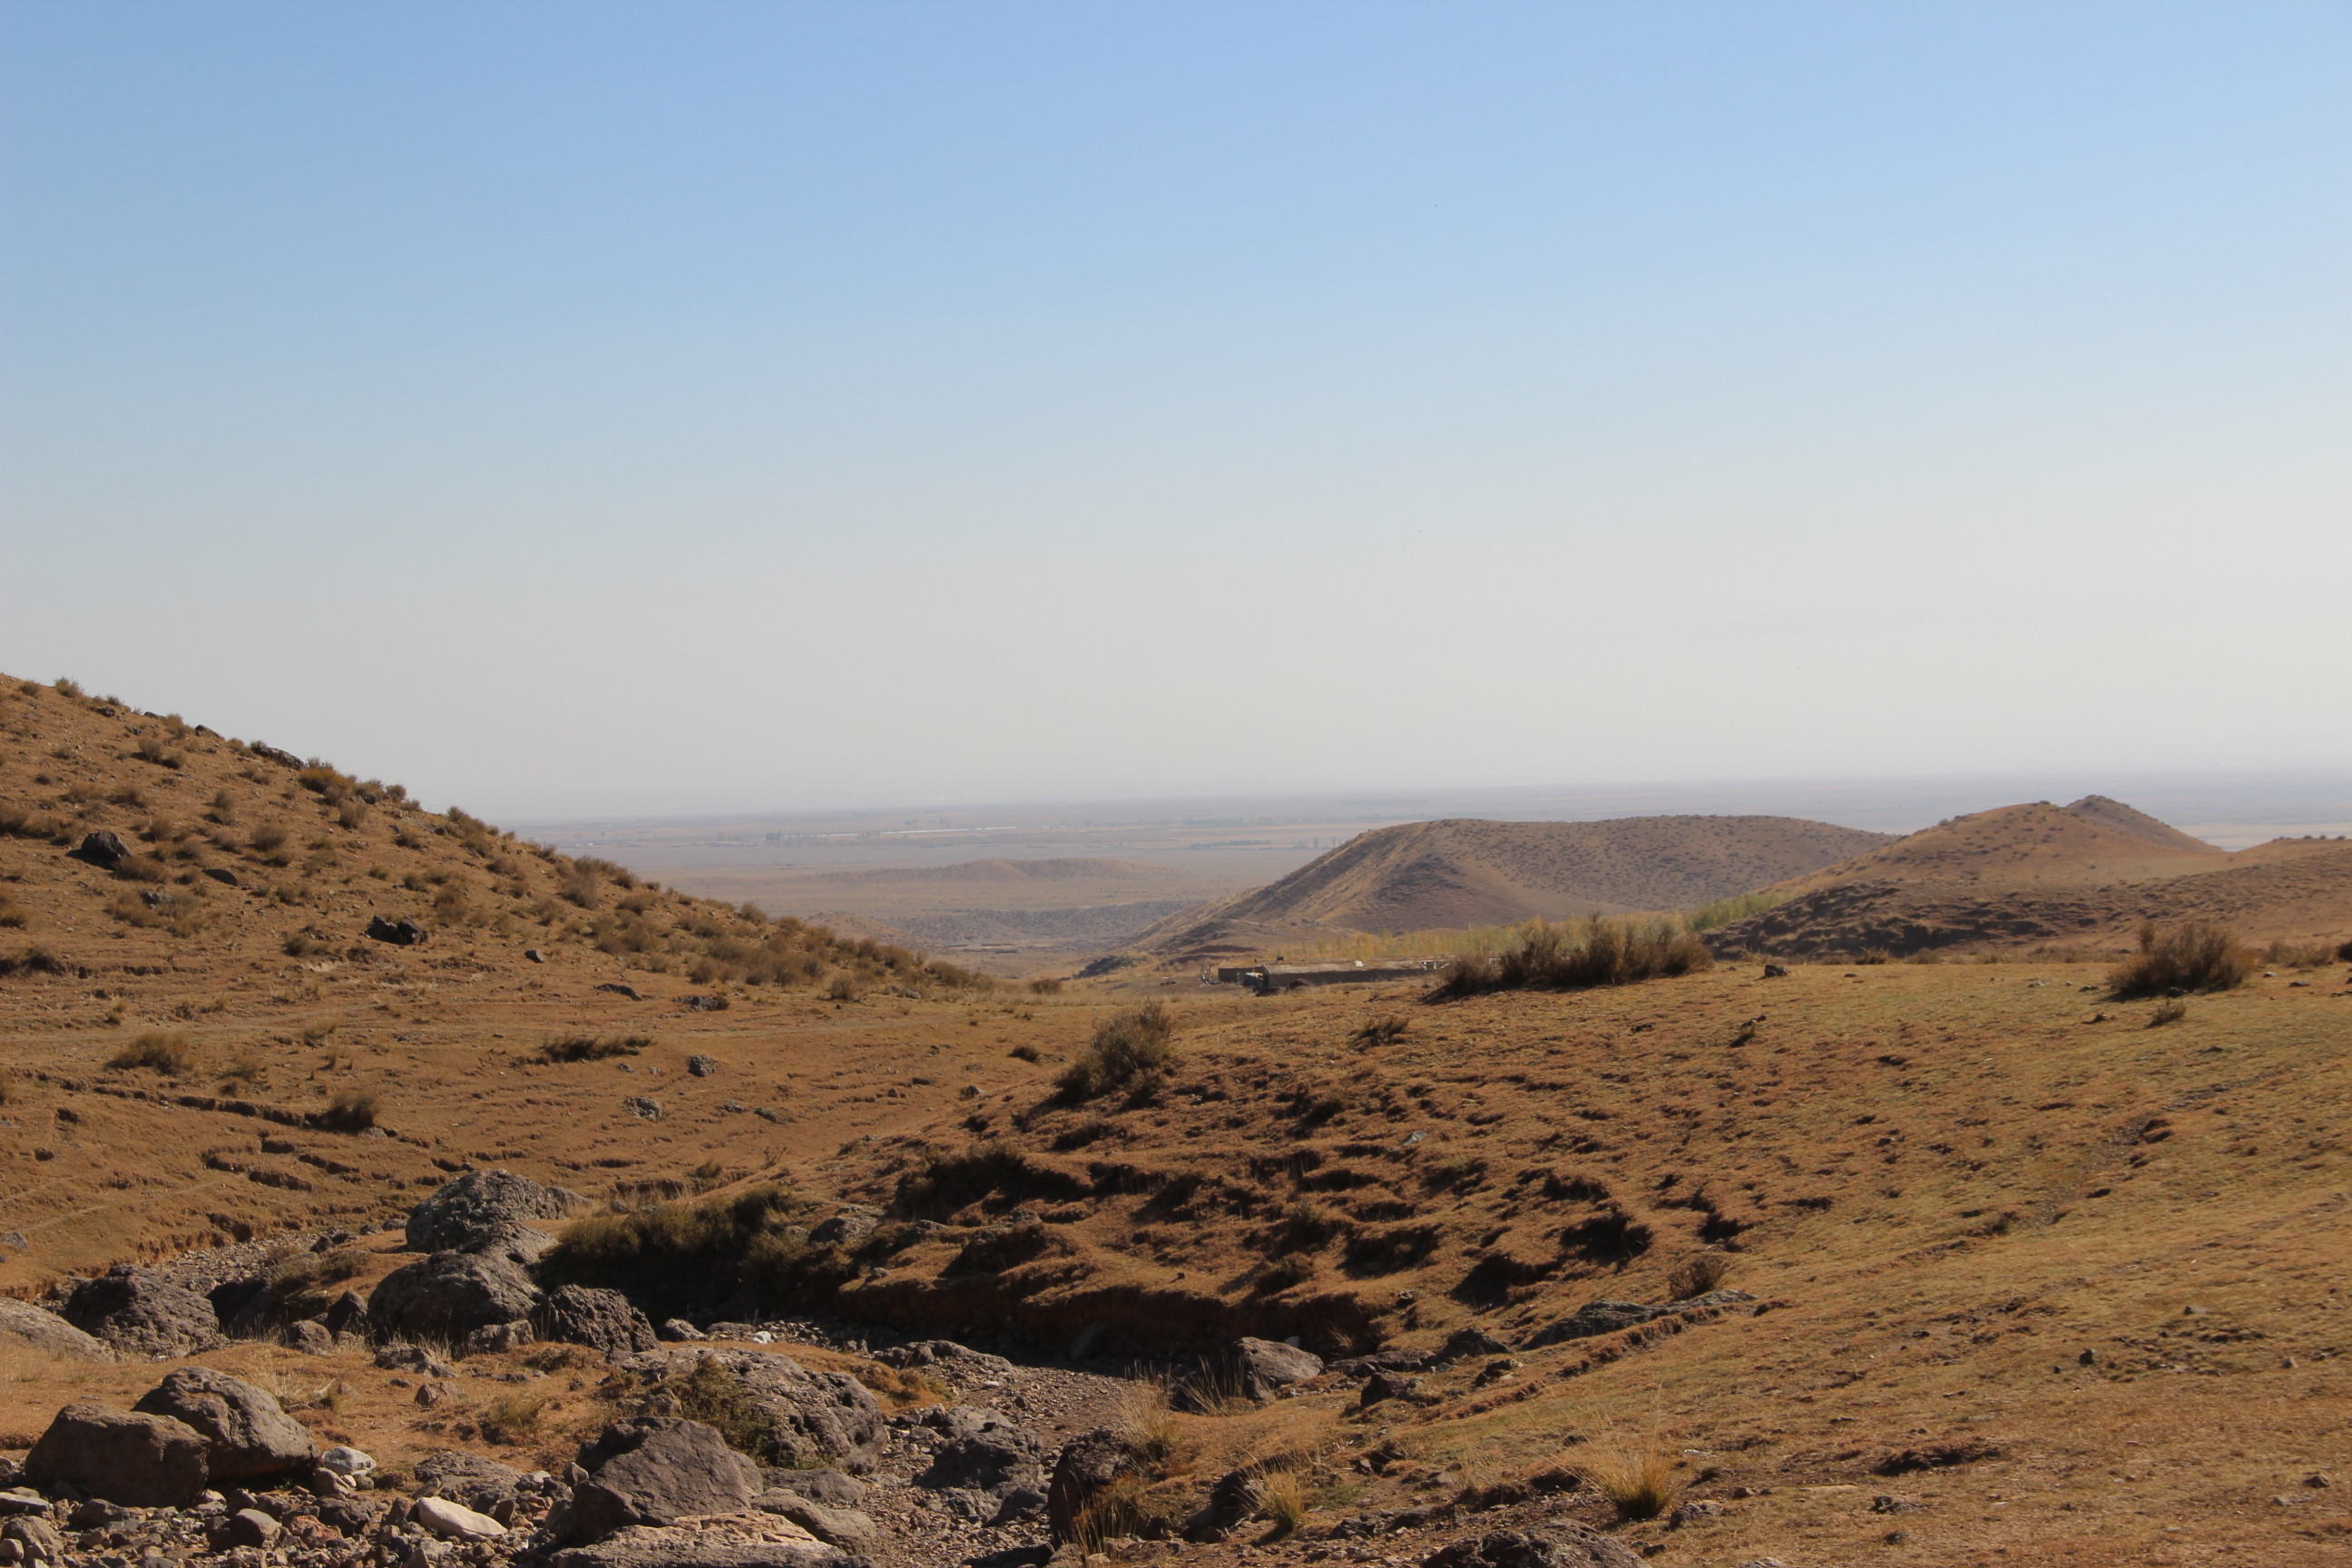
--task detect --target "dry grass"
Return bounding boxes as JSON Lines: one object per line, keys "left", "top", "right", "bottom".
{"left": 2109, "top": 921, "right": 2255, "bottom": 998}
{"left": 1054, "top": 1003, "right": 1178, "bottom": 1102}
{"left": 1576, "top": 1416, "right": 1679, "bottom": 1522}
{"left": 318, "top": 1090, "right": 379, "bottom": 1131}
{"left": 1664, "top": 1250, "right": 1733, "bottom": 1299}
{"left": 108, "top": 1030, "right": 193, "bottom": 1075}
{"left": 1433, "top": 916, "right": 1711, "bottom": 999}
{"left": 1258, "top": 1467, "right": 1308, "bottom": 1536}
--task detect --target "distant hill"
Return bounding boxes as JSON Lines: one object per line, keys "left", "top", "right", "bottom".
{"left": 1704, "top": 795, "right": 2352, "bottom": 956}
{"left": 1142, "top": 815, "right": 1894, "bottom": 958}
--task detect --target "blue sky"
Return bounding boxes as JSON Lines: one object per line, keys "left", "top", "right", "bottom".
{"left": 4, "top": 3, "right": 2346, "bottom": 818}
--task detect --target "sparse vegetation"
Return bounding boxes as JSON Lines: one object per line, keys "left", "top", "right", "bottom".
{"left": 1054, "top": 1003, "right": 1178, "bottom": 1102}
{"left": 1259, "top": 1468, "right": 1308, "bottom": 1536}
{"left": 543, "top": 1183, "right": 847, "bottom": 1318}
{"left": 109, "top": 1030, "right": 193, "bottom": 1075}
{"left": 1666, "top": 1251, "right": 1733, "bottom": 1299}
{"left": 478, "top": 1387, "right": 551, "bottom": 1445}
{"left": 1353, "top": 1014, "right": 1410, "bottom": 1046}
{"left": 1686, "top": 888, "right": 1787, "bottom": 931}
{"left": 537, "top": 1034, "right": 652, "bottom": 1063}
{"left": 1433, "top": 917, "right": 1711, "bottom": 999}
{"left": 1577, "top": 1419, "right": 1679, "bottom": 1522}
{"left": 2147, "top": 997, "right": 2189, "bottom": 1027}
{"left": 318, "top": 1090, "right": 379, "bottom": 1131}
{"left": 2109, "top": 922, "right": 2255, "bottom": 999}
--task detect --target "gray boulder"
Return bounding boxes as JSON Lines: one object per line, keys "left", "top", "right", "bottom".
{"left": 1422, "top": 1524, "right": 1644, "bottom": 1568}
{"left": 407, "top": 1169, "right": 583, "bottom": 1253}
{"left": 63, "top": 1265, "right": 224, "bottom": 1357}
{"left": 807, "top": 1210, "right": 877, "bottom": 1246}
{"left": 368, "top": 1250, "right": 542, "bottom": 1346}
{"left": 416, "top": 1450, "right": 526, "bottom": 1514}
{"left": 1046, "top": 1426, "right": 1132, "bottom": 1544}
{"left": 1436, "top": 1327, "right": 1511, "bottom": 1362}
{"left": 914, "top": 1406, "right": 1044, "bottom": 1519}
{"left": 75, "top": 830, "right": 134, "bottom": 867}
{"left": 0, "top": 1298, "right": 113, "bottom": 1363}
{"left": 1524, "top": 1300, "right": 1665, "bottom": 1347}
{"left": 754, "top": 1494, "right": 878, "bottom": 1553}
{"left": 367, "top": 916, "right": 427, "bottom": 946}
{"left": 764, "top": 1467, "right": 864, "bottom": 1506}
{"left": 1184, "top": 1465, "right": 1264, "bottom": 1542}
{"left": 611, "top": 1349, "right": 884, "bottom": 1473}
{"left": 537, "top": 1285, "right": 659, "bottom": 1357}
{"left": 25, "top": 1402, "right": 210, "bottom": 1506}
{"left": 1228, "top": 1336, "right": 1324, "bottom": 1399}
{"left": 546, "top": 1517, "right": 848, "bottom": 1568}
{"left": 571, "top": 1418, "right": 755, "bottom": 1542}
{"left": 132, "top": 1367, "right": 316, "bottom": 1482}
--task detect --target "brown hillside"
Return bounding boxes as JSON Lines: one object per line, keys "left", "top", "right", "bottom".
{"left": 1144, "top": 814, "right": 1892, "bottom": 957}
{"left": 1710, "top": 796, "right": 2352, "bottom": 957}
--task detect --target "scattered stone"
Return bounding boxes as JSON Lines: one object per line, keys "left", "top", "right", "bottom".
{"left": 74, "top": 830, "right": 134, "bottom": 867}
{"left": 228, "top": 1507, "right": 282, "bottom": 1548}
{"left": 407, "top": 1168, "right": 584, "bottom": 1253}
{"left": 0, "top": 1298, "right": 113, "bottom": 1363}
{"left": 1226, "top": 1336, "right": 1324, "bottom": 1399}
{"left": 367, "top": 915, "right": 428, "bottom": 946}
{"left": 1670, "top": 1499, "right": 1726, "bottom": 1525}
{"left": 1183, "top": 1466, "right": 1264, "bottom": 1542}
{"left": 415, "top": 1494, "right": 509, "bottom": 1541}
{"left": 688, "top": 1054, "right": 720, "bottom": 1076}
{"left": 62, "top": 1264, "right": 224, "bottom": 1357}
{"left": 808, "top": 1210, "right": 879, "bottom": 1247}
{"left": 570, "top": 1418, "right": 756, "bottom": 1542}
{"left": 1436, "top": 1327, "right": 1510, "bottom": 1362}
{"left": 24, "top": 1402, "right": 211, "bottom": 1506}
{"left": 610, "top": 1349, "right": 885, "bottom": 1473}
{"left": 131, "top": 1366, "right": 317, "bottom": 1483}
{"left": 1, "top": 1516, "right": 64, "bottom": 1566}
{"left": 368, "top": 1250, "right": 543, "bottom": 1345}
{"left": 538, "top": 1284, "right": 660, "bottom": 1357}
{"left": 622, "top": 1095, "right": 663, "bottom": 1120}
{"left": 1421, "top": 1524, "right": 1644, "bottom": 1568}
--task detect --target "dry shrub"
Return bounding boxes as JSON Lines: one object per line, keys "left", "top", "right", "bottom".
{"left": 1259, "top": 1468, "right": 1308, "bottom": 1536}
{"left": 538, "top": 1034, "right": 650, "bottom": 1063}
{"left": 1114, "top": 1377, "right": 1180, "bottom": 1474}
{"left": 479, "top": 1388, "right": 551, "bottom": 1445}
{"left": 1353, "top": 1014, "right": 1410, "bottom": 1047}
{"left": 0, "top": 946, "right": 66, "bottom": 978}
{"left": 1665, "top": 1251, "right": 1733, "bottom": 1300}
{"left": 110, "top": 1031, "right": 193, "bottom": 1075}
{"left": 1055, "top": 1003, "right": 1178, "bottom": 1102}
{"left": 2110, "top": 922, "right": 2254, "bottom": 999}
{"left": 318, "top": 1091, "right": 379, "bottom": 1131}
{"left": 1577, "top": 1418, "right": 1679, "bottom": 1522}
{"left": 2147, "top": 997, "right": 2189, "bottom": 1028}
{"left": 1027, "top": 977, "right": 1063, "bottom": 995}
{"left": 1435, "top": 918, "right": 1710, "bottom": 999}
{"left": 2260, "top": 938, "right": 2337, "bottom": 969}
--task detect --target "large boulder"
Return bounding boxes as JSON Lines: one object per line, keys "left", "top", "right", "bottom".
{"left": 406, "top": 1169, "right": 583, "bottom": 1253}
{"left": 63, "top": 1266, "right": 224, "bottom": 1357}
{"left": 131, "top": 1367, "right": 315, "bottom": 1483}
{"left": 753, "top": 1494, "right": 878, "bottom": 1553}
{"left": 1423, "top": 1524, "right": 1645, "bottom": 1568}
{"left": 415, "top": 1450, "right": 526, "bottom": 1514}
{"left": 24, "top": 1403, "right": 209, "bottom": 1506}
{"left": 368, "top": 1251, "right": 542, "bottom": 1346}
{"left": 537, "top": 1285, "right": 659, "bottom": 1357}
{"left": 912, "top": 1406, "right": 1045, "bottom": 1520}
{"left": 0, "top": 1298, "right": 113, "bottom": 1363}
{"left": 1046, "top": 1426, "right": 1133, "bottom": 1544}
{"left": 610, "top": 1349, "right": 884, "bottom": 1474}
{"left": 571, "top": 1419, "right": 756, "bottom": 1542}
{"left": 546, "top": 1516, "right": 847, "bottom": 1568}
{"left": 1227, "top": 1336, "right": 1324, "bottom": 1400}
{"left": 1184, "top": 1466, "right": 1266, "bottom": 1543}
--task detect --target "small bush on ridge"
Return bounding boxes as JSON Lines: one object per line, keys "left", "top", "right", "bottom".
{"left": 2110, "top": 922, "right": 2254, "bottom": 999}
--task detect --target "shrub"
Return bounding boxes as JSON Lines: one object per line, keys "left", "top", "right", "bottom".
{"left": 1007, "top": 1044, "right": 1041, "bottom": 1063}
{"left": 2147, "top": 998, "right": 2189, "bottom": 1028}
{"left": 132, "top": 735, "right": 184, "bottom": 769}
{"left": 1434, "top": 918, "right": 1711, "bottom": 999}
{"left": 2109, "top": 922, "right": 2255, "bottom": 999}
{"left": 110, "top": 1031, "right": 193, "bottom": 1075}
{"left": 1686, "top": 889, "right": 1785, "bottom": 932}
{"left": 53, "top": 678, "right": 83, "bottom": 700}
{"left": 1666, "top": 1251, "right": 1733, "bottom": 1299}
{"left": 318, "top": 1091, "right": 379, "bottom": 1131}
{"left": 1259, "top": 1468, "right": 1308, "bottom": 1536}
{"left": 542, "top": 1183, "right": 820, "bottom": 1318}
{"left": 1027, "top": 976, "right": 1063, "bottom": 995}
{"left": 478, "top": 1388, "right": 550, "bottom": 1446}
{"left": 0, "top": 946, "right": 66, "bottom": 978}
{"left": 1055, "top": 1004, "right": 1178, "bottom": 1102}
{"left": 538, "top": 1034, "right": 651, "bottom": 1063}
{"left": 1352, "top": 1014, "right": 1410, "bottom": 1047}
{"left": 1579, "top": 1422, "right": 1679, "bottom": 1522}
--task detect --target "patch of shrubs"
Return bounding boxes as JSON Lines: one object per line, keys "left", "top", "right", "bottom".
{"left": 1434, "top": 918, "right": 1711, "bottom": 999}
{"left": 1054, "top": 1004, "right": 1178, "bottom": 1102}
{"left": 2109, "top": 922, "right": 2254, "bottom": 999}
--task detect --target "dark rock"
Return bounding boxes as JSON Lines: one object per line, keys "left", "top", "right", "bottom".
{"left": 1436, "top": 1328, "right": 1510, "bottom": 1362}
{"left": 0, "top": 1298, "right": 113, "bottom": 1362}
{"left": 416, "top": 1450, "right": 525, "bottom": 1514}
{"left": 1761, "top": 964, "right": 1789, "bottom": 979}
{"left": 203, "top": 867, "right": 240, "bottom": 887}
{"left": 1, "top": 1516, "right": 64, "bottom": 1565}
{"left": 915, "top": 1406, "right": 1044, "bottom": 1512}
{"left": 659, "top": 1318, "right": 707, "bottom": 1341}
{"left": 1670, "top": 1499, "right": 1726, "bottom": 1525}
{"left": 74, "top": 830, "right": 135, "bottom": 867}
{"left": 366, "top": 915, "right": 428, "bottom": 946}
{"left": 808, "top": 1210, "right": 878, "bottom": 1247}
{"left": 687, "top": 1054, "right": 719, "bottom": 1076}
{"left": 1045, "top": 1426, "right": 1132, "bottom": 1544}
{"left": 610, "top": 1349, "right": 884, "bottom": 1473}
{"left": 470, "top": 1221, "right": 558, "bottom": 1269}
{"left": 1183, "top": 1466, "right": 1264, "bottom": 1542}
{"left": 764, "top": 1466, "right": 865, "bottom": 1506}
{"left": 228, "top": 1507, "right": 281, "bottom": 1547}
{"left": 1420, "top": 1524, "right": 1644, "bottom": 1568}
{"left": 525, "top": 948, "right": 546, "bottom": 963}
{"left": 25, "top": 1402, "right": 210, "bottom": 1506}
{"left": 1228, "top": 1336, "right": 1324, "bottom": 1399}
{"left": 873, "top": 1338, "right": 1014, "bottom": 1375}
{"left": 368, "top": 1251, "right": 542, "bottom": 1345}
{"left": 1329, "top": 1348, "right": 1436, "bottom": 1377}
{"left": 1359, "top": 1371, "right": 1429, "bottom": 1407}
{"left": 63, "top": 1265, "right": 224, "bottom": 1357}
{"left": 1524, "top": 1300, "right": 1666, "bottom": 1348}
{"left": 990, "top": 1485, "right": 1048, "bottom": 1526}
{"left": 375, "top": 1342, "right": 458, "bottom": 1377}
{"left": 407, "top": 1168, "right": 583, "bottom": 1253}
{"left": 537, "top": 1285, "right": 659, "bottom": 1357}
{"left": 571, "top": 1419, "right": 755, "bottom": 1542}
{"left": 283, "top": 1318, "right": 336, "bottom": 1355}
{"left": 596, "top": 983, "right": 644, "bottom": 1000}
{"left": 132, "top": 1367, "right": 317, "bottom": 1483}
{"left": 323, "top": 1289, "right": 369, "bottom": 1338}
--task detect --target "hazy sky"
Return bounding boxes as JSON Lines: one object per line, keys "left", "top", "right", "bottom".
{"left": 4, "top": 3, "right": 2346, "bottom": 819}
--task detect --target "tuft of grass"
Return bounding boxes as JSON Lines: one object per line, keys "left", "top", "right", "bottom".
{"left": 53, "top": 678, "right": 84, "bottom": 700}
{"left": 1007, "top": 1044, "right": 1042, "bottom": 1063}
{"left": 1027, "top": 976, "right": 1063, "bottom": 995}
{"left": 1352, "top": 1014, "right": 1411, "bottom": 1047}
{"left": 1577, "top": 1419, "right": 1680, "bottom": 1522}
{"left": 1258, "top": 1469, "right": 1308, "bottom": 1537}
{"left": 318, "top": 1090, "right": 379, "bottom": 1131}
{"left": 2109, "top": 922, "right": 2255, "bottom": 999}
{"left": 1055, "top": 1003, "right": 1178, "bottom": 1102}
{"left": 479, "top": 1388, "right": 551, "bottom": 1445}
{"left": 0, "top": 946, "right": 67, "bottom": 978}
{"left": 2147, "top": 997, "right": 2189, "bottom": 1028}
{"left": 538, "top": 1034, "right": 651, "bottom": 1063}
{"left": 1665, "top": 1251, "right": 1734, "bottom": 1300}
{"left": 1434, "top": 917, "right": 1711, "bottom": 1000}
{"left": 109, "top": 1031, "right": 193, "bottom": 1075}
{"left": 542, "top": 1183, "right": 837, "bottom": 1318}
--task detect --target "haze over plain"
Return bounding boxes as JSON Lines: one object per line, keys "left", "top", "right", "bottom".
{"left": 4, "top": 4, "right": 2347, "bottom": 820}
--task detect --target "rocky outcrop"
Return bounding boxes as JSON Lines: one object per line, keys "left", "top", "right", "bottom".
{"left": 62, "top": 1266, "right": 224, "bottom": 1357}
{"left": 1423, "top": 1524, "right": 1645, "bottom": 1568}
{"left": 570, "top": 1419, "right": 758, "bottom": 1542}
{"left": 912, "top": 1405, "right": 1045, "bottom": 1520}
{"left": 1523, "top": 1289, "right": 1754, "bottom": 1348}
{"left": 368, "top": 1250, "right": 543, "bottom": 1346}
{"left": 610, "top": 1349, "right": 884, "bottom": 1473}
{"left": 131, "top": 1367, "right": 316, "bottom": 1483}
{"left": 1046, "top": 1426, "right": 1133, "bottom": 1544}
{"left": 545, "top": 1515, "right": 848, "bottom": 1568}
{"left": 415, "top": 1450, "right": 526, "bottom": 1514}
{"left": 536, "top": 1285, "right": 659, "bottom": 1357}
{"left": 1227, "top": 1336, "right": 1324, "bottom": 1399}
{"left": 25, "top": 1403, "right": 210, "bottom": 1506}
{"left": 406, "top": 1169, "right": 583, "bottom": 1253}
{"left": 0, "top": 1298, "right": 113, "bottom": 1362}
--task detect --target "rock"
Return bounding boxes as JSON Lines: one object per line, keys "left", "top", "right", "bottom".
{"left": 68, "top": 1498, "right": 131, "bottom": 1528}
{"left": 415, "top": 1451, "right": 524, "bottom": 1514}
{"left": 407, "top": 1169, "right": 583, "bottom": 1253}
{"left": 74, "top": 830, "right": 134, "bottom": 867}
{"left": 470, "top": 1221, "right": 558, "bottom": 1269}
{"left": 416, "top": 1380, "right": 463, "bottom": 1408}
{"left": 544, "top": 1516, "right": 848, "bottom": 1568}
{"left": 688, "top": 1054, "right": 719, "bottom": 1077}
{"left": 323, "top": 1289, "right": 370, "bottom": 1338}
{"left": 660, "top": 1318, "right": 707, "bottom": 1341}
{"left": 0, "top": 1298, "right": 113, "bottom": 1362}
{"left": 62, "top": 1265, "right": 224, "bottom": 1357}
{"left": 622, "top": 1095, "right": 663, "bottom": 1120}
{"left": 873, "top": 1338, "right": 1014, "bottom": 1375}
{"left": 1436, "top": 1328, "right": 1510, "bottom": 1363}
{"left": 367, "top": 915, "right": 428, "bottom": 946}
{"left": 1183, "top": 1466, "right": 1264, "bottom": 1542}
{"left": 525, "top": 948, "right": 546, "bottom": 963}
{"left": 767, "top": 1467, "right": 864, "bottom": 1506}
{"left": 1228, "top": 1336, "right": 1324, "bottom": 1399}
{"left": 1524, "top": 1300, "right": 1667, "bottom": 1348}
{"left": 537, "top": 1285, "right": 659, "bottom": 1357}
{"left": 1671, "top": 1499, "right": 1727, "bottom": 1524}
{"left": 610, "top": 1349, "right": 885, "bottom": 1473}
{"left": 0, "top": 1491, "right": 49, "bottom": 1517}
{"left": 318, "top": 1445, "right": 377, "bottom": 1480}
{"left": 990, "top": 1485, "right": 1048, "bottom": 1525}
{"left": 228, "top": 1507, "right": 281, "bottom": 1548}
{"left": 1046, "top": 1426, "right": 1132, "bottom": 1544}
{"left": 1, "top": 1516, "right": 64, "bottom": 1566}
{"left": 1359, "top": 1371, "right": 1428, "bottom": 1407}
{"left": 284, "top": 1318, "right": 337, "bottom": 1355}
{"left": 756, "top": 1494, "right": 878, "bottom": 1552}
{"left": 132, "top": 1367, "right": 317, "bottom": 1483}
{"left": 415, "top": 1495, "right": 508, "bottom": 1541}
{"left": 915, "top": 1406, "right": 1045, "bottom": 1516}
{"left": 24, "top": 1402, "right": 210, "bottom": 1506}
{"left": 1761, "top": 964, "right": 1789, "bottom": 979}
{"left": 203, "top": 867, "right": 240, "bottom": 887}
{"left": 376, "top": 1342, "right": 458, "bottom": 1377}
{"left": 807, "top": 1210, "right": 878, "bottom": 1247}
{"left": 368, "top": 1250, "right": 542, "bottom": 1345}
{"left": 1421, "top": 1524, "right": 1644, "bottom": 1568}
{"left": 596, "top": 983, "right": 644, "bottom": 1001}
{"left": 571, "top": 1419, "right": 755, "bottom": 1542}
